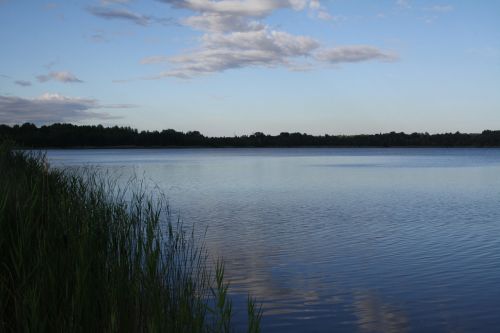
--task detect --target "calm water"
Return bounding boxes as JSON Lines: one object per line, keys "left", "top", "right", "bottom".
{"left": 47, "top": 148, "right": 500, "bottom": 332}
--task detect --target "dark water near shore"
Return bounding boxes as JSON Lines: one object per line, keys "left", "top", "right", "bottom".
{"left": 47, "top": 148, "right": 500, "bottom": 332}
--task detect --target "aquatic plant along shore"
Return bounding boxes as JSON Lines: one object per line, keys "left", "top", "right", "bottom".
{"left": 0, "top": 144, "right": 261, "bottom": 332}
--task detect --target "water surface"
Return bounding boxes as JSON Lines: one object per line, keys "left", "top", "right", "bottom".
{"left": 47, "top": 148, "right": 500, "bottom": 332}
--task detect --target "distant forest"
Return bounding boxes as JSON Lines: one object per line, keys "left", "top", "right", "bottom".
{"left": 2, "top": 123, "right": 500, "bottom": 147}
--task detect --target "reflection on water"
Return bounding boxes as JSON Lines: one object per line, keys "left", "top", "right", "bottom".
{"left": 47, "top": 148, "right": 500, "bottom": 332}
{"left": 353, "top": 291, "right": 408, "bottom": 333}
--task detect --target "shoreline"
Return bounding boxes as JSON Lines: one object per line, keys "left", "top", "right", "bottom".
{"left": 21, "top": 145, "right": 500, "bottom": 150}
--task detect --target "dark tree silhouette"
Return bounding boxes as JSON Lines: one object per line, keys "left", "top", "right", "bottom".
{"left": 1, "top": 123, "right": 499, "bottom": 147}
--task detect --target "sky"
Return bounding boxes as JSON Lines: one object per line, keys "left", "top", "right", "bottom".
{"left": 0, "top": 0, "right": 499, "bottom": 136}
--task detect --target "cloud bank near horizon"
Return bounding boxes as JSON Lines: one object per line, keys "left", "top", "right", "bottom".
{"left": 0, "top": 93, "right": 133, "bottom": 124}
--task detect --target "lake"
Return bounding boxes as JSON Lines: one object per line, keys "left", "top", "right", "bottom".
{"left": 46, "top": 148, "right": 500, "bottom": 332}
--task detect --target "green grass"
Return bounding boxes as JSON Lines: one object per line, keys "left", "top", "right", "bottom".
{"left": 0, "top": 144, "right": 262, "bottom": 332}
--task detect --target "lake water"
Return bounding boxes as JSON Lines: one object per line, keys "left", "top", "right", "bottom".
{"left": 47, "top": 148, "right": 500, "bottom": 332}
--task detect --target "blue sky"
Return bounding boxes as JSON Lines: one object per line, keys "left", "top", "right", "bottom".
{"left": 0, "top": 0, "right": 499, "bottom": 135}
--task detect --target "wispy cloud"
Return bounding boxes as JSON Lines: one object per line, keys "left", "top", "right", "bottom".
{"left": 37, "top": 71, "right": 83, "bottom": 83}
{"left": 0, "top": 93, "right": 133, "bottom": 124}
{"left": 316, "top": 11, "right": 332, "bottom": 21}
{"left": 316, "top": 46, "right": 398, "bottom": 64}
{"left": 309, "top": 0, "right": 332, "bottom": 21}
{"left": 44, "top": 2, "right": 58, "bottom": 10}
{"left": 101, "top": 0, "right": 131, "bottom": 4}
{"left": 466, "top": 46, "right": 500, "bottom": 58}
{"left": 44, "top": 60, "right": 59, "bottom": 70}
{"left": 87, "top": 6, "right": 151, "bottom": 25}
{"left": 87, "top": 5, "right": 174, "bottom": 26}
{"left": 425, "top": 5, "right": 453, "bottom": 13}
{"left": 396, "top": 0, "right": 411, "bottom": 8}
{"left": 87, "top": 30, "right": 109, "bottom": 43}
{"left": 418, "top": 4, "right": 454, "bottom": 24}
{"left": 14, "top": 80, "right": 32, "bottom": 87}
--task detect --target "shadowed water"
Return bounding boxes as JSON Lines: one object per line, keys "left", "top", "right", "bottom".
{"left": 47, "top": 148, "right": 500, "bottom": 332}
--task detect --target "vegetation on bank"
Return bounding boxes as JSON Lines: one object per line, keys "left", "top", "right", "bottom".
{"left": 2, "top": 123, "right": 500, "bottom": 147}
{"left": 0, "top": 144, "right": 261, "bottom": 332}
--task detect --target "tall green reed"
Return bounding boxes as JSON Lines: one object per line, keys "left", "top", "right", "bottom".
{"left": 0, "top": 144, "right": 262, "bottom": 332}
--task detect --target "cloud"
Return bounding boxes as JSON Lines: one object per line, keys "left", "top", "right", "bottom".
{"left": 159, "top": 0, "right": 308, "bottom": 17}
{"left": 144, "top": 28, "right": 319, "bottom": 78}
{"left": 14, "top": 80, "right": 32, "bottom": 87}
{"left": 425, "top": 5, "right": 453, "bottom": 12}
{"left": 316, "top": 10, "right": 332, "bottom": 21}
{"left": 147, "top": 42, "right": 397, "bottom": 79}
{"left": 203, "top": 29, "right": 319, "bottom": 55}
{"left": 419, "top": 4, "right": 453, "bottom": 24}
{"left": 316, "top": 46, "right": 399, "bottom": 64}
{"left": 87, "top": 5, "right": 174, "bottom": 26}
{"left": 466, "top": 47, "right": 500, "bottom": 59}
{"left": 142, "top": 0, "right": 331, "bottom": 78}
{"left": 44, "top": 2, "right": 58, "bottom": 10}
{"left": 37, "top": 71, "right": 83, "bottom": 83}
{"left": 88, "top": 30, "right": 109, "bottom": 43}
{"left": 87, "top": 6, "right": 151, "bottom": 26}
{"left": 0, "top": 93, "right": 132, "bottom": 124}
{"left": 308, "top": 0, "right": 332, "bottom": 21}
{"left": 183, "top": 13, "right": 264, "bottom": 32}
{"left": 309, "top": 0, "right": 320, "bottom": 10}
{"left": 44, "top": 60, "right": 59, "bottom": 70}
{"left": 161, "top": 0, "right": 334, "bottom": 26}
{"left": 396, "top": 0, "right": 411, "bottom": 8}
{"left": 101, "top": 0, "right": 131, "bottom": 4}
{"left": 134, "top": 0, "right": 397, "bottom": 79}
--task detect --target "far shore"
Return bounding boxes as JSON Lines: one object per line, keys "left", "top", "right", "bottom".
{"left": 4, "top": 124, "right": 500, "bottom": 148}
{"left": 21, "top": 145, "right": 500, "bottom": 149}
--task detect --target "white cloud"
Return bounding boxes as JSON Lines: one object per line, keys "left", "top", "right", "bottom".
{"left": 309, "top": 0, "right": 320, "bottom": 10}
{"left": 0, "top": 93, "right": 132, "bottom": 124}
{"left": 308, "top": 0, "right": 332, "bottom": 21}
{"left": 203, "top": 30, "right": 319, "bottom": 55}
{"left": 160, "top": 0, "right": 307, "bottom": 17}
{"left": 166, "top": 0, "right": 332, "bottom": 23}
{"left": 183, "top": 13, "right": 264, "bottom": 32}
{"left": 37, "top": 71, "right": 83, "bottom": 83}
{"left": 137, "top": 0, "right": 398, "bottom": 79}
{"left": 316, "top": 46, "right": 399, "bottom": 64}
{"left": 144, "top": 28, "right": 319, "bottom": 78}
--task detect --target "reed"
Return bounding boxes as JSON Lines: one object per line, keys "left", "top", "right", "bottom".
{"left": 0, "top": 144, "right": 261, "bottom": 332}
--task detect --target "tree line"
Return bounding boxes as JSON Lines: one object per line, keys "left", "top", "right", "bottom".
{"left": 1, "top": 123, "right": 500, "bottom": 147}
